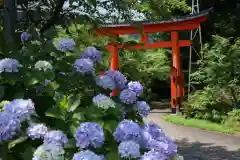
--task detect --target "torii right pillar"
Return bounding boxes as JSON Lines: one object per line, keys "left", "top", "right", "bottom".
{"left": 171, "top": 31, "right": 184, "bottom": 114}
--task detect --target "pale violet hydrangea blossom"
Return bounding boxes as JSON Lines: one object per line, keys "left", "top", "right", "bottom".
{"left": 118, "top": 140, "right": 140, "bottom": 158}
{"left": 114, "top": 119, "right": 142, "bottom": 143}
{"left": 0, "top": 58, "right": 21, "bottom": 73}
{"left": 80, "top": 46, "right": 102, "bottom": 63}
{"left": 147, "top": 136, "right": 177, "bottom": 157}
{"left": 44, "top": 130, "right": 68, "bottom": 147}
{"left": 95, "top": 75, "right": 116, "bottom": 90}
{"left": 143, "top": 122, "right": 165, "bottom": 140}
{"left": 119, "top": 89, "right": 137, "bottom": 104}
{"left": 27, "top": 124, "right": 48, "bottom": 140}
{"left": 34, "top": 60, "right": 53, "bottom": 71}
{"left": 135, "top": 101, "right": 150, "bottom": 117}
{"left": 142, "top": 122, "right": 177, "bottom": 157}
{"left": 140, "top": 150, "right": 167, "bottom": 160}
{"left": 55, "top": 38, "right": 76, "bottom": 52}
{"left": 3, "top": 99, "right": 35, "bottom": 122}
{"left": 32, "top": 143, "right": 65, "bottom": 160}
{"left": 21, "top": 32, "right": 29, "bottom": 42}
{"left": 127, "top": 81, "right": 143, "bottom": 96}
{"left": 104, "top": 70, "right": 127, "bottom": 89}
{"left": 43, "top": 79, "right": 51, "bottom": 86}
{"left": 0, "top": 112, "right": 21, "bottom": 142}
{"left": 74, "top": 122, "right": 104, "bottom": 149}
{"left": 72, "top": 150, "right": 102, "bottom": 160}
{"left": 74, "top": 58, "right": 94, "bottom": 74}
{"left": 92, "top": 94, "right": 115, "bottom": 109}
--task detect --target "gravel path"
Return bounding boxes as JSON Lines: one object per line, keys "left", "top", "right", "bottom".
{"left": 145, "top": 109, "right": 240, "bottom": 160}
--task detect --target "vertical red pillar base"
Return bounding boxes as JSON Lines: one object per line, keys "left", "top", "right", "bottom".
{"left": 107, "top": 44, "right": 119, "bottom": 97}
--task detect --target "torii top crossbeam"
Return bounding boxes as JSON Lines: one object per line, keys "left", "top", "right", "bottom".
{"left": 96, "top": 8, "right": 212, "bottom": 113}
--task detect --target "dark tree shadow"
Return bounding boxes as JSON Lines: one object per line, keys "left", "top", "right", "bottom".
{"left": 175, "top": 138, "right": 240, "bottom": 160}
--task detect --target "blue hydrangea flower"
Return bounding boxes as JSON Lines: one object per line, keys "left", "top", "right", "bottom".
{"left": 114, "top": 119, "right": 142, "bottom": 143}
{"left": 74, "top": 58, "right": 94, "bottom": 74}
{"left": 147, "top": 136, "right": 177, "bottom": 157}
{"left": 21, "top": 32, "right": 29, "bottom": 42}
{"left": 42, "top": 79, "right": 51, "bottom": 86}
{"left": 140, "top": 150, "right": 167, "bottom": 160}
{"left": 143, "top": 122, "right": 165, "bottom": 140}
{"left": 0, "top": 112, "right": 21, "bottom": 142}
{"left": 95, "top": 75, "right": 116, "bottom": 90}
{"left": 3, "top": 99, "right": 35, "bottom": 122}
{"left": 118, "top": 140, "right": 140, "bottom": 158}
{"left": 44, "top": 130, "right": 68, "bottom": 147}
{"left": 80, "top": 46, "right": 102, "bottom": 63}
{"left": 34, "top": 60, "right": 53, "bottom": 71}
{"left": 74, "top": 122, "right": 104, "bottom": 149}
{"left": 104, "top": 70, "right": 127, "bottom": 89}
{"left": 92, "top": 94, "right": 115, "bottom": 109}
{"left": 72, "top": 150, "right": 102, "bottom": 160}
{"left": 27, "top": 124, "right": 48, "bottom": 140}
{"left": 135, "top": 101, "right": 150, "bottom": 117}
{"left": 127, "top": 81, "right": 143, "bottom": 96}
{"left": 119, "top": 89, "right": 137, "bottom": 104}
{"left": 55, "top": 38, "right": 76, "bottom": 52}
{"left": 0, "top": 58, "right": 21, "bottom": 73}
{"left": 32, "top": 143, "right": 65, "bottom": 160}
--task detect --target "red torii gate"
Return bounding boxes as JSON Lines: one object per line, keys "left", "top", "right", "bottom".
{"left": 96, "top": 9, "right": 211, "bottom": 113}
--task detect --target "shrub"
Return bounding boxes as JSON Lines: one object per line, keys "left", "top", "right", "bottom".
{"left": 0, "top": 32, "right": 183, "bottom": 160}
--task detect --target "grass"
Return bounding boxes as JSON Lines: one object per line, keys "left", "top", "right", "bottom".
{"left": 162, "top": 114, "right": 240, "bottom": 135}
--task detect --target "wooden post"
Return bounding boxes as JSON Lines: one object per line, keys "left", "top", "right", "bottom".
{"left": 171, "top": 31, "right": 181, "bottom": 114}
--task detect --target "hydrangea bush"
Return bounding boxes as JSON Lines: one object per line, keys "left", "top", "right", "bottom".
{"left": 0, "top": 33, "right": 183, "bottom": 160}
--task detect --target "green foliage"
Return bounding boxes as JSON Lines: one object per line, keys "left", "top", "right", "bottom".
{"left": 223, "top": 109, "right": 240, "bottom": 128}
{"left": 119, "top": 49, "right": 170, "bottom": 100}
{"left": 163, "top": 114, "right": 240, "bottom": 135}
{"left": 185, "top": 36, "right": 240, "bottom": 123}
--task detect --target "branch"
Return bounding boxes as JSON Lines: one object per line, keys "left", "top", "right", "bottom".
{"left": 40, "top": 0, "right": 65, "bottom": 34}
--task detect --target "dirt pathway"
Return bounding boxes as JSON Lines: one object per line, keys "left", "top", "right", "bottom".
{"left": 145, "top": 109, "right": 240, "bottom": 160}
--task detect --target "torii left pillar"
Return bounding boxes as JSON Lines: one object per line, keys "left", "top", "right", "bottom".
{"left": 171, "top": 31, "right": 184, "bottom": 114}
{"left": 106, "top": 43, "right": 119, "bottom": 97}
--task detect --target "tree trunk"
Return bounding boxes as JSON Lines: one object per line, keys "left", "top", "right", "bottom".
{"left": 3, "top": 0, "right": 17, "bottom": 51}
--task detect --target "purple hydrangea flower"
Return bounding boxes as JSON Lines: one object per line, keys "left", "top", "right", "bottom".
{"left": 21, "top": 32, "right": 29, "bottom": 42}
{"left": 80, "top": 46, "right": 102, "bottom": 63}
{"left": 0, "top": 112, "right": 21, "bottom": 142}
{"left": 104, "top": 70, "right": 127, "bottom": 89}
{"left": 119, "top": 89, "right": 137, "bottom": 104}
{"left": 43, "top": 79, "right": 51, "bottom": 86}
{"left": 127, "top": 81, "right": 143, "bottom": 96}
{"left": 3, "top": 99, "right": 35, "bottom": 122}
{"left": 118, "top": 140, "right": 140, "bottom": 158}
{"left": 72, "top": 150, "right": 102, "bottom": 160}
{"left": 95, "top": 75, "right": 116, "bottom": 90}
{"left": 143, "top": 122, "right": 165, "bottom": 140}
{"left": 74, "top": 58, "right": 94, "bottom": 74}
{"left": 74, "top": 122, "right": 104, "bottom": 149}
{"left": 27, "top": 124, "right": 48, "bottom": 140}
{"left": 0, "top": 58, "right": 21, "bottom": 73}
{"left": 135, "top": 101, "right": 150, "bottom": 117}
{"left": 44, "top": 130, "right": 68, "bottom": 147}
{"left": 55, "top": 38, "right": 76, "bottom": 52}
{"left": 147, "top": 136, "right": 177, "bottom": 157}
{"left": 140, "top": 150, "right": 167, "bottom": 160}
{"left": 114, "top": 119, "right": 142, "bottom": 143}
{"left": 92, "top": 94, "right": 115, "bottom": 109}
